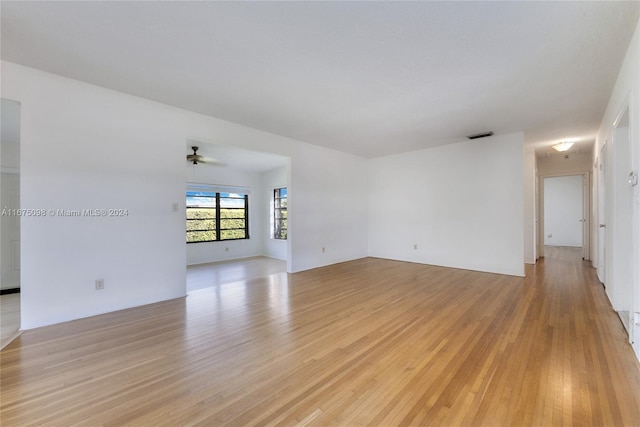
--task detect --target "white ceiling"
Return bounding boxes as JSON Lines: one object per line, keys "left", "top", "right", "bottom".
{"left": 2, "top": 1, "right": 639, "bottom": 158}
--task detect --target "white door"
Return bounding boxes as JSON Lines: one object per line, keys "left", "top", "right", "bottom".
{"left": 612, "top": 110, "right": 633, "bottom": 339}
{"left": 597, "top": 143, "right": 607, "bottom": 284}
{"left": 543, "top": 175, "right": 583, "bottom": 249}
{"left": 581, "top": 174, "right": 590, "bottom": 261}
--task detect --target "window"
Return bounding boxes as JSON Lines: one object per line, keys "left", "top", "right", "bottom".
{"left": 186, "top": 190, "right": 249, "bottom": 243}
{"left": 273, "top": 187, "right": 287, "bottom": 240}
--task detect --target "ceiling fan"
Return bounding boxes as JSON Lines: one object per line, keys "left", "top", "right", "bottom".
{"left": 186, "top": 146, "right": 225, "bottom": 166}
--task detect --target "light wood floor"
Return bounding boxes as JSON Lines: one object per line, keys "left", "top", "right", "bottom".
{"left": 0, "top": 256, "right": 286, "bottom": 349}
{"left": 2, "top": 256, "right": 640, "bottom": 425}
{"left": 544, "top": 245, "right": 583, "bottom": 261}
{"left": 187, "top": 256, "right": 287, "bottom": 292}
{"left": 0, "top": 293, "right": 20, "bottom": 350}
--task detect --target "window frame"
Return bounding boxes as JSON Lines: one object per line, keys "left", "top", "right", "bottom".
{"left": 186, "top": 191, "right": 249, "bottom": 243}
{"left": 273, "top": 187, "right": 287, "bottom": 240}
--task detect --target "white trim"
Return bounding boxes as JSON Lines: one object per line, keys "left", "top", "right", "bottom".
{"left": 187, "top": 182, "right": 251, "bottom": 195}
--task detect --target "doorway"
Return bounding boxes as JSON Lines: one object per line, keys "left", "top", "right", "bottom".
{"left": 543, "top": 175, "right": 584, "bottom": 260}
{"left": 540, "top": 172, "right": 590, "bottom": 262}
{"left": 609, "top": 106, "right": 633, "bottom": 339}
{"left": 1, "top": 98, "right": 21, "bottom": 348}
{"left": 184, "top": 141, "right": 291, "bottom": 293}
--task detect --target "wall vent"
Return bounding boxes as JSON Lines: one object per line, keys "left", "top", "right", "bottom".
{"left": 467, "top": 131, "right": 494, "bottom": 140}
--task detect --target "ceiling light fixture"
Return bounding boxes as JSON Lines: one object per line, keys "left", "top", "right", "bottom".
{"left": 552, "top": 141, "right": 574, "bottom": 152}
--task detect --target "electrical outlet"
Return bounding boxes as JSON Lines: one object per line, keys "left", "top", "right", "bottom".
{"left": 172, "top": 202, "right": 179, "bottom": 212}
{"left": 322, "top": 246, "right": 325, "bottom": 253}
{"left": 414, "top": 244, "right": 418, "bottom": 250}
{"left": 225, "top": 247, "right": 229, "bottom": 252}
{"left": 95, "top": 279, "right": 104, "bottom": 290}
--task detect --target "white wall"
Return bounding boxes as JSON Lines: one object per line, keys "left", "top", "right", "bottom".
{"left": 5, "top": 65, "right": 188, "bottom": 329}
{"left": 592, "top": 17, "right": 640, "bottom": 357}
{"left": 261, "top": 166, "right": 288, "bottom": 260}
{"left": 368, "top": 133, "right": 525, "bottom": 277}
{"left": 186, "top": 164, "right": 264, "bottom": 265}
{"left": 2, "top": 61, "right": 369, "bottom": 329}
{"left": 543, "top": 175, "right": 583, "bottom": 247}
{"left": 290, "top": 143, "right": 369, "bottom": 271}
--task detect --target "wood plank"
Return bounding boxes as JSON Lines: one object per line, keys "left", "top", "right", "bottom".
{"left": 2, "top": 256, "right": 640, "bottom": 425}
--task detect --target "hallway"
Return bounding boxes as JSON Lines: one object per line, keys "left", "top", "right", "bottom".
{"left": 544, "top": 245, "right": 583, "bottom": 261}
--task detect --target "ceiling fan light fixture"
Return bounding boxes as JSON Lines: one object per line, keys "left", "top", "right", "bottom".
{"left": 552, "top": 141, "right": 574, "bottom": 152}
{"left": 186, "top": 145, "right": 226, "bottom": 167}
{"left": 187, "top": 146, "right": 201, "bottom": 164}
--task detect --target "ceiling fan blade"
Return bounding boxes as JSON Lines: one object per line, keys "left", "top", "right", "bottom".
{"left": 198, "top": 156, "right": 227, "bottom": 166}
{"left": 186, "top": 154, "right": 226, "bottom": 166}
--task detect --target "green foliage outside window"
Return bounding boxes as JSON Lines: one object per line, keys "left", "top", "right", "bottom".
{"left": 274, "top": 187, "right": 287, "bottom": 240}
{"left": 186, "top": 192, "right": 248, "bottom": 243}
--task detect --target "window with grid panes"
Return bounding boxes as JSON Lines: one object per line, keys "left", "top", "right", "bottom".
{"left": 186, "top": 191, "right": 249, "bottom": 243}
{"left": 273, "top": 187, "right": 287, "bottom": 240}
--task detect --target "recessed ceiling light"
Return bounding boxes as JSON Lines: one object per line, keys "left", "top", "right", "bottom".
{"left": 552, "top": 141, "right": 574, "bottom": 152}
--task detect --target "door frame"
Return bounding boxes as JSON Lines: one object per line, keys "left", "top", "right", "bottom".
{"left": 596, "top": 141, "right": 609, "bottom": 284}
{"left": 538, "top": 171, "right": 591, "bottom": 260}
